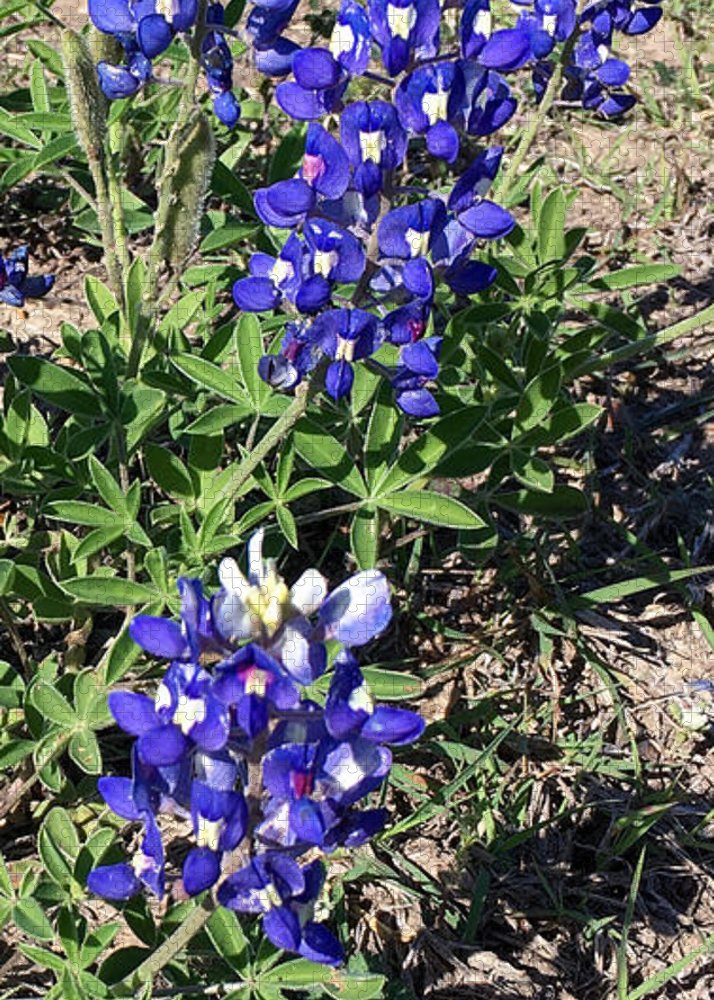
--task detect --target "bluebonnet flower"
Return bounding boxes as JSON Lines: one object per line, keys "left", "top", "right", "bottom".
{"left": 515, "top": 0, "right": 577, "bottom": 59}
{"left": 89, "top": 536, "right": 417, "bottom": 965}
{"left": 96, "top": 38, "right": 153, "bottom": 100}
{"left": 0, "top": 247, "right": 54, "bottom": 307}
{"left": 88, "top": 0, "right": 198, "bottom": 61}
{"left": 183, "top": 781, "right": 249, "bottom": 894}
{"left": 219, "top": 856, "right": 344, "bottom": 964}
{"left": 329, "top": 0, "right": 372, "bottom": 76}
{"left": 201, "top": 3, "right": 241, "bottom": 127}
{"left": 367, "top": 0, "right": 441, "bottom": 76}
{"left": 340, "top": 101, "right": 408, "bottom": 197}
{"left": 87, "top": 811, "right": 165, "bottom": 900}
{"left": 311, "top": 308, "right": 382, "bottom": 400}
{"left": 394, "top": 62, "right": 465, "bottom": 163}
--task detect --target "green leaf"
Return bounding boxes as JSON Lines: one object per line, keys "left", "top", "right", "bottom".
{"left": 172, "top": 353, "right": 247, "bottom": 404}
{"left": 511, "top": 451, "right": 554, "bottom": 493}
{"left": 580, "top": 565, "right": 714, "bottom": 606}
{"left": 80, "top": 924, "right": 121, "bottom": 970}
{"left": 205, "top": 908, "right": 249, "bottom": 974}
{"left": 88, "top": 461, "right": 129, "bottom": 521}
{"left": 12, "top": 899, "right": 54, "bottom": 941}
{"left": 200, "top": 222, "right": 258, "bottom": 254}
{"left": 211, "top": 160, "right": 255, "bottom": 216}
{"left": 351, "top": 507, "right": 379, "bottom": 570}
{"left": 378, "top": 408, "right": 486, "bottom": 494}
{"left": 33, "top": 133, "right": 79, "bottom": 171}
{"left": 85, "top": 276, "right": 120, "bottom": 326}
{"left": 8, "top": 356, "right": 98, "bottom": 416}
{"left": 537, "top": 188, "right": 566, "bottom": 263}
{"left": 294, "top": 421, "right": 367, "bottom": 498}
{"left": 0, "top": 559, "right": 15, "bottom": 597}
{"left": 283, "top": 478, "right": 331, "bottom": 502}
{"left": 514, "top": 363, "right": 562, "bottom": 432}
{"left": 19, "top": 944, "right": 67, "bottom": 975}
{"left": 73, "top": 670, "right": 111, "bottom": 729}
{"left": 276, "top": 505, "right": 298, "bottom": 549}
{"left": 68, "top": 728, "right": 102, "bottom": 774}
{"left": 268, "top": 124, "right": 307, "bottom": 183}
{"left": 586, "top": 263, "right": 681, "bottom": 292}
{"left": 145, "top": 444, "right": 194, "bottom": 499}
{"left": 73, "top": 527, "right": 126, "bottom": 562}
{"left": 362, "top": 666, "right": 423, "bottom": 700}
{"left": 32, "top": 681, "right": 77, "bottom": 726}
{"left": 185, "top": 404, "right": 251, "bottom": 434}
{"left": 45, "top": 502, "right": 117, "bottom": 528}
{"left": 365, "top": 385, "right": 402, "bottom": 490}
{"left": 0, "top": 107, "right": 40, "bottom": 148}
{"left": 378, "top": 490, "right": 486, "bottom": 530}
{"left": 125, "top": 256, "right": 147, "bottom": 341}
{"left": 235, "top": 313, "right": 267, "bottom": 409}
{"left": 495, "top": 485, "right": 588, "bottom": 517}
{"left": 30, "top": 59, "right": 50, "bottom": 113}
{"left": 42, "top": 807, "right": 81, "bottom": 863}
{"left": 60, "top": 577, "right": 156, "bottom": 606}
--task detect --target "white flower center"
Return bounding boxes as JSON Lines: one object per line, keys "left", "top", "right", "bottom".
{"left": 348, "top": 681, "right": 375, "bottom": 715}
{"left": 359, "top": 129, "right": 385, "bottom": 165}
{"left": 155, "top": 0, "right": 177, "bottom": 22}
{"left": 196, "top": 816, "right": 224, "bottom": 852}
{"left": 173, "top": 695, "right": 206, "bottom": 735}
{"left": 335, "top": 337, "right": 356, "bottom": 362}
{"left": 155, "top": 682, "right": 172, "bottom": 713}
{"left": 422, "top": 85, "right": 450, "bottom": 126}
{"left": 387, "top": 3, "right": 417, "bottom": 40}
{"left": 257, "top": 883, "right": 283, "bottom": 911}
{"left": 243, "top": 667, "right": 271, "bottom": 698}
{"left": 132, "top": 850, "right": 158, "bottom": 880}
{"left": 405, "top": 227, "right": 431, "bottom": 257}
{"left": 473, "top": 9, "right": 492, "bottom": 38}
{"left": 313, "top": 248, "right": 339, "bottom": 278}
{"left": 597, "top": 43, "right": 610, "bottom": 63}
{"left": 270, "top": 258, "right": 294, "bottom": 287}
{"left": 330, "top": 21, "right": 355, "bottom": 58}
{"left": 542, "top": 13, "right": 558, "bottom": 36}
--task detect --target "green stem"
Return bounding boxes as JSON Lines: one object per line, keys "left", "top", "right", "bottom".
{"left": 225, "top": 382, "right": 313, "bottom": 502}
{"left": 497, "top": 31, "right": 580, "bottom": 203}
{"left": 570, "top": 300, "right": 714, "bottom": 379}
{"left": 107, "top": 121, "right": 131, "bottom": 275}
{"left": 113, "top": 894, "right": 216, "bottom": 996}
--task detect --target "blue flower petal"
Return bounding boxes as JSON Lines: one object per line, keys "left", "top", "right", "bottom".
{"left": 137, "top": 725, "right": 190, "bottom": 766}
{"left": 87, "top": 863, "right": 140, "bottom": 901}
{"left": 129, "top": 616, "right": 187, "bottom": 659}
{"left": 88, "top": 0, "right": 133, "bottom": 34}
{"left": 137, "top": 13, "right": 174, "bottom": 59}
{"left": 98, "top": 776, "right": 142, "bottom": 821}
{"left": 183, "top": 847, "right": 221, "bottom": 895}
{"left": 263, "top": 905, "right": 302, "bottom": 951}
{"left": 298, "top": 921, "right": 344, "bottom": 966}
{"left": 319, "top": 570, "right": 392, "bottom": 647}
{"left": 108, "top": 691, "right": 159, "bottom": 736}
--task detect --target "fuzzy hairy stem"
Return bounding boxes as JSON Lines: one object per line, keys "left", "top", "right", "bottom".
{"left": 224, "top": 381, "right": 314, "bottom": 502}
{"left": 127, "top": 0, "right": 207, "bottom": 379}
{"left": 61, "top": 30, "right": 123, "bottom": 303}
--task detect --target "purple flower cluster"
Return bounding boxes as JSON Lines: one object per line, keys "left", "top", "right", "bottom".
{"left": 513, "top": 0, "right": 664, "bottom": 115}
{"left": 88, "top": 0, "right": 240, "bottom": 126}
{"left": 87, "top": 530, "right": 423, "bottom": 965}
{"left": 232, "top": 0, "right": 663, "bottom": 414}
{"left": 0, "top": 247, "right": 54, "bottom": 308}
